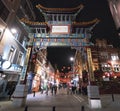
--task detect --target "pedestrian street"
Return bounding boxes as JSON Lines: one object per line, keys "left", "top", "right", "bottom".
{"left": 26, "top": 90, "right": 88, "bottom": 111}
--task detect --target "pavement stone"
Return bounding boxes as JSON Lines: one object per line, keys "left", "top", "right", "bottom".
{"left": 0, "top": 101, "right": 24, "bottom": 111}
{"left": 0, "top": 93, "right": 120, "bottom": 111}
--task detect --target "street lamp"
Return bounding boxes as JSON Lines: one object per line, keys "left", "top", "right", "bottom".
{"left": 11, "top": 28, "right": 18, "bottom": 38}
{"left": 70, "top": 57, "right": 74, "bottom": 81}
{"left": 70, "top": 57, "right": 74, "bottom": 62}
{"left": 70, "top": 57, "right": 74, "bottom": 71}
{"left": 11, "top": 28, "right": 17, "bottom": 34}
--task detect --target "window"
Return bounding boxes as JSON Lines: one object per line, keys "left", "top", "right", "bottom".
{"left": 63, "top": 15, "right": 65, "bottom": 21}
{"left": 113, "top": 64, "right": 120, "bottom": 72}
{"left": 101, "top": 64, "right": 112, "bottom": 72}
{"left": 42, "top": 28, "right": 45, "bottom": 33}
{"left": 17, "top": 52, "right": 23, "bottom": 65}
{"left": 11, "top": 28, "right": 21, "bottom": 40}
{"left": 111, "top": 54, "right": 119, "bottom": 60}
{"left": 8, "top": 46, "right": 15, "bottom": 62}
{"left": 22, "top": 37, "right": 27, "bottom": 47}
{"left": 100, "top": 52, "right": 108, "bottom": 59}
{"left": 66, "top": 15, "right": 69, "bottom": 21}
{"left": 58, "top": 15, "right": 61, "bottom": 21}
{"left": 54, "top": 15, "right": 57, "bottom": 21}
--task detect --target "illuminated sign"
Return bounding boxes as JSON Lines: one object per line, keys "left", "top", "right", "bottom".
{"left": 51, "top": 25, "right": 70, "bottom": 34}
{"left": 1, "top": 60, "right": 11, "bottom": 69}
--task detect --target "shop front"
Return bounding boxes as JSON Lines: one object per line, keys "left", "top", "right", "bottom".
{"left": 0, "top": 71, "right": 20, "bottom": 98}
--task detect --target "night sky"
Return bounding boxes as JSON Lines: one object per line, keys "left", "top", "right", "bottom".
{"left": 31, "top": 0, "right": 120, "bottom": 70}
{"left": 47, "top": 47, "right": 76, "bottom": 71}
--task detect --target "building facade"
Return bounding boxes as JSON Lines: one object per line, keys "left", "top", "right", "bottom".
{"left": 91, "top": 39, "right": 120, "bottom": 81}
{"left": 74, "top": 39, "right": 120, "bottom": 94}
{"left": 27, "top": 48, "right": 55, "bottom": 93}
{"left": 0, "top": 0, "right": 35, "bottom": 97}
{"left": 21, "top": 3, "right": 99, "bottom": 86}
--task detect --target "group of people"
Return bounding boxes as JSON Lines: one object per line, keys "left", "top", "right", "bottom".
{"left": 40, "top": 84, "right": 58, "bottom": 95}
{"left": 66, "top": 82, "right": 88, "bottom": 95}
{"left": 51, "top": 85, "right": 57, "bottom": 95}
{"left": 39, "top": 82, "right": 87, "bottom": 96}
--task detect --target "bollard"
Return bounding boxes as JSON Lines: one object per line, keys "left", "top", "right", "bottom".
{"left": 53, "top": 106, "right": 56, "bottom": 111}
{"left": 81, "top": 105, "right": 85, "bottom": 111}
{"left": 112, "top": 93, "right": 114, "bottom": 102}
{"left": 33, "top": 91, "right": 35, "bottom": 97}
{"left": 24, "top": 106, "right": 28, "bottom": 111}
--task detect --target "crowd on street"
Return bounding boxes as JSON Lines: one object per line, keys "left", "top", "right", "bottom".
{"left": 38, "top": 82, "right": 88, "bottom": 96}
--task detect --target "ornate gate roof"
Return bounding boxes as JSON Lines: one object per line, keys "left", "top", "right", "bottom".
{"left": 20, "top": 4, "right": 100, "bottom": 50}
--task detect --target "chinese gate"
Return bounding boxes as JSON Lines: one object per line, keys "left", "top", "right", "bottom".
{"left": 21, "top": 4, "right": 99, "bottom": 81}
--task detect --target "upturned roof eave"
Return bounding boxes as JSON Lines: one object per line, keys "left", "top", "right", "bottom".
{"left": 36, "top": 4, "right": 84, "bottom": 14}
{"left": 72, "top": 18, "right": 100, "bottom": 27}
{"left": 20, "top": 18, "right": 100, "bottom": 28}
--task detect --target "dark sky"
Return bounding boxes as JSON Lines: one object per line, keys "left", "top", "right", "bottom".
{"left": 47, "top": 47, "right": 76, "bottom": 71}
{"left": 31, "top": 0, "right": 120, "bottom": 71}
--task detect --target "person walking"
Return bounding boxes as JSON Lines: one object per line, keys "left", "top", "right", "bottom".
{"left": 46, "top": 84, "right": 49, "bottom": 95}
{"left": 51, "top": 85, "right": 54, "bottom": 95}
{"left": 54, "top": 85, "right": 57, "bottom": 95}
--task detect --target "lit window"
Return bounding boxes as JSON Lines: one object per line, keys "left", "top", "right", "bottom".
{"left": 17, "top": 52, "right": 23, "bottom": 65}
{"left": 111, "top": 54, "right": 119, "bottom": 60}
{"left": 22, "top": 37, "right": 27, "bottom": 47}
{"left": 113, "top": 64, "right": 120, "bottom": 72}
{"left": 8, "top": 46, "right": 15, "bottom": 62}
{"left": 101, "top": 64, "right": 112, "bottom": 72}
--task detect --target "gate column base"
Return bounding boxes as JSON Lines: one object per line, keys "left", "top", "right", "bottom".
{"left": 12, "top": 84, "right": 28, "bottom": 107}
{"left": 87, "top": 85, "right": 102, "bottom": 109}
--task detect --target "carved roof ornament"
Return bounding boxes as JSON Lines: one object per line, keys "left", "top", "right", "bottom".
{"left": 72, "top": 18, "right": 100, "bottom": 27}
{"left": 20, "top": 18, "right": 48, "bottom": 26}
{"left": 20, "top": 18, "right": 100, "bottom": 27}
{"left": 36, "top": 4, "right": 84, "bottom": 13}
{"left": 20, "top": 4, "right": 100, "bottom": 28}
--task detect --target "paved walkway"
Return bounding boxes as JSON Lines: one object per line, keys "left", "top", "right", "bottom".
{"left": 0, "top": 92, "right": 120, "bottom": 111}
